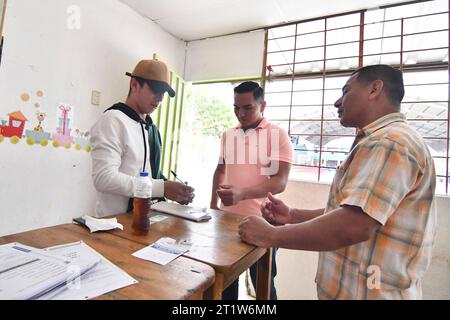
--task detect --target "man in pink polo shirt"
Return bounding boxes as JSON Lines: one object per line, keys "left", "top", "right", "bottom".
{"left": 210, "top": 81, "right": 293, "bottom": 300}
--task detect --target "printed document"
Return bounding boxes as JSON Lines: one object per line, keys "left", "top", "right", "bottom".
{"left": 38, "top": 241, "right": 137, "bottom": 300}
{"left": 0, "top": 242, "right": 100, "bottom": 300}
{"left": 132, "top": 237, "right": 188, "bottom": 265}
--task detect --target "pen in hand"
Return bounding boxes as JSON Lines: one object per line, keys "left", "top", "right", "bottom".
{"left": 171, "top": 170, "right": 188, "bottom": 185}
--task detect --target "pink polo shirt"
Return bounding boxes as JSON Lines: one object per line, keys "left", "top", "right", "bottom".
{"left": 219, "top": 118, "right": 293, "bottom": 216}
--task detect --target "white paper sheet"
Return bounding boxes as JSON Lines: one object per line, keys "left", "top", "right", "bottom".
{"left": 38, "top": 241, "right": 137, "bottom": 300}
{"left": 132, "top": 237, "right": 188, "bottom": 266}
{"left": 0, "top": 243, "right": 99, "bottom": 300}
{"left": 149, "top": 214, "right": 168, "bottom": 224}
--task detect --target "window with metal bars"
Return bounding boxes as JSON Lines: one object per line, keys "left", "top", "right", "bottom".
{"left": 263, "top": 0, "right": 450, "bottom": 195}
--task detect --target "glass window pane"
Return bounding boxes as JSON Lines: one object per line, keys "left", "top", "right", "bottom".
{"left": 290, "top": 106, "right": 324, "bottom": 120}
{"left": 324, "top": 88, "right": 342, "bottom": 106}
{"left": 290, "top": 120, "right": 322, "bottom": 135}
{"left": 327, "top": 26, "right": 359, "bottom": 45}
{"left": 295, "top": 47, "right": 324, "bottom": 63}
{"left": 325, "top": 76, "right": 349, "bottom": 90}
{"left": 364, "top": 37, "right": 401, "bottom": 55}
{"left": 409, "top": 120, "right": 447, "bottom": 138}
{"left": 268, "top": 37, "right": 296, "bottom": 52}
{"left": 297, "top": 20, "right": 325, "bottom": 34}
{"left": 269, "top": 25, "right": 296, "bottom": 39}
{"left": 404, "top": 13, "right": 448, "bottom": 34}
{"left": 404, "top": 83, "right": 448, "bottom": 102}
{"left": 293, "top": 62, "right": 320, "bottom": 74}
{"left": 402, "top": 103, "right": 448, "bottom": 120}
{"left": 327, "top": 42, "right": 359, "bottom": 59}
{"left": 265, "top": 80, "right": 293, "bottom": 93}
{"left": 363, "top": 53, "right": 400, "bottom": 66}
{"left": 293, "top": 78, "right": 323, "bottom": 91}
{"left": 292, "top": 90, "right": 323, "bottom": 105}
{"left": 266, "top": 64, "right": 293, "bottom": 76}
{"left": 267, "top": 120, "right": 289, "bottom": 132}
{"left": 325, "top": 57, "right": 359, "bottom": 72}
{"left": 265, "top": 92, "right": 291, "bottom": 106}
{"left": 296, "top": 32, "right": 325, "bottom": 49}
{"left": 364, "top": 20, "right": 402, "bottom": 39}
{"left": 267, "top": 51, "right": 294, "bottom": 66}
{"left": 365, "top": 9, "right": 387, "bottom": 24}
{"left": 264, "top": 106, "right": 291, "bottom": 120}
{"left": 403, "top": 31, "right": 448, "bottom": 51}
{"left": 322, "top": 121, "right": 355, "bottom": 136}
{"left": 327, "top": 13, "right": 360, "bottom": 29}
{"left": 403, "top": 70, "right": 448, "bottom": 85}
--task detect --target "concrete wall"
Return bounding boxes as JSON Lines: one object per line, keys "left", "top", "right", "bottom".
{"left": 275, "top": 180, "right": 450, "bottom": 300}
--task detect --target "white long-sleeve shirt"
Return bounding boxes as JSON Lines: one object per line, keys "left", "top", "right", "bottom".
{"left": 90, "top": 109, "right": 164, "bottom": 217}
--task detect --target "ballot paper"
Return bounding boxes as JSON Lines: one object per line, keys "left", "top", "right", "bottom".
{"left": 149, "top": 214, "right": 168, "bottom": 225}
{"left": 0, "top": 243, "right": 100, "bottom": 300}
{"left": 38, "top": 241, "right": 137, "bottom": 300}
{"left": 132, "top": 237, "right": 188, "bottom": 265}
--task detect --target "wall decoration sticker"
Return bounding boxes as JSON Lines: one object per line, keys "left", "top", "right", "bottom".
{"left": 0, "top": 92, "right": 91, "bottom": 152}
{"left": 25, "top": 111, "right": 50, "bottom": 145}
{"left": 0, "top": 110, "right": 27, "bottom": 138}
{"left": 52, "top": 104, "right": 74, "bottom": 148}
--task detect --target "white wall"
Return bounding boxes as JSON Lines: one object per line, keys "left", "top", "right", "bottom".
{"left": 184, "top": 30, "right": 265, "bottom": 82}
{"left": 275, "top": 180, "right": 450, "bottom": 300}
{"left": 0, "top": 0, "right": 186, "bottom": 236}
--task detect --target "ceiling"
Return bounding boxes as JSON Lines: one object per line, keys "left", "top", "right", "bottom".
{"left": 120, "top": 0, "right": 414, "bottom": 41}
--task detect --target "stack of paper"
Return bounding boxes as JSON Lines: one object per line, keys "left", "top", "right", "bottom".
{"left": 0, "top": 241, "right": 137, "bottom": 300}
{"left": 150, "top": 202, "right": 212, "bottom": 222}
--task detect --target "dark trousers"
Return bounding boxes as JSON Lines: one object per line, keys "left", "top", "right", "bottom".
{"left": 222, "top": 248, "right": 278, "bottom": 300}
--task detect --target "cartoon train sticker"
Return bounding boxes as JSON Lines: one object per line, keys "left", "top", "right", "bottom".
{"left": 0, "top": 108, "right": 90, "bottom": 152}
{"left": 0, "top": 111, "right": 27, "bottom": 138}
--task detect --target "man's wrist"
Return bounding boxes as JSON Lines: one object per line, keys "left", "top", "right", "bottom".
{"left": 287, "top": 207, "right": 294, "bottom": 224}
{"left": 268, "top": 225, "right": 278, "bottom": 247}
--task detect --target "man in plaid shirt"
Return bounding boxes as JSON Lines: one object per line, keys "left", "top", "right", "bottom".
{"left": 239, "top": 64, "right": 436, "bottom": 299}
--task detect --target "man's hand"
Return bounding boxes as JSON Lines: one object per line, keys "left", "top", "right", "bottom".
{"left": 164, "top": 181, "right": 195, "bottom": 205}
{"left": 261, "top": 192, "right": 292, "bottom": 225}
{"left": 216, "top": 185, "right": 245, "bottom": 206}
{"left": 239, "top": 216, "right": 275, "bottom": 247}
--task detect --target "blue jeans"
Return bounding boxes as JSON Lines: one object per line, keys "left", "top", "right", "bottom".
{"left": 222, "top": 248, "right": 278, "bottom": 300}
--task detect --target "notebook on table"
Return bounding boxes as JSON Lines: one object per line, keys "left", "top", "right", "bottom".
{"left": 150, "top": 202, "right": 212, "bottom": 222}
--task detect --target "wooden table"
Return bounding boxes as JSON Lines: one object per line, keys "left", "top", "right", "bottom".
{"left": 0, "top": 223, "right": 215, "bottom": 300}
{"left": 110, "top": 210, "right": 272, "bottom": 300}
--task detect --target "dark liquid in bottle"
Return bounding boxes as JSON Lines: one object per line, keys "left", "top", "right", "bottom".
{"left": 132, "top": 197, "right": 150, "bottom": 235}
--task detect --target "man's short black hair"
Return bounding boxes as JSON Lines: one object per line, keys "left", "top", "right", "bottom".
{"left": 127, "top": 77, "right": 146, "bottom": 97}
{"left": 234, "top": 81, "right": 264, "bottom": 102}
{"left": 352, "top": 64, "right": 405, "bottom": 106}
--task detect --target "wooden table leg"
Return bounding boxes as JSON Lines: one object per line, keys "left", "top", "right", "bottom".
{"left": 256, "top": 248, "right": 272, "bottom": 300}
{"left": 203, "top": 272, "right": 224, "bottom": 300}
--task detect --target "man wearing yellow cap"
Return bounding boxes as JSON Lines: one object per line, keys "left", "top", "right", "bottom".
{"left": 90, "top": 59, "right": 194, "bottom": 217}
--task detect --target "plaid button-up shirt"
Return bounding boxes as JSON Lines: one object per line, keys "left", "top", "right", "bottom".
{"left": 316, "top": 113, "right": 436, "bottom": 300}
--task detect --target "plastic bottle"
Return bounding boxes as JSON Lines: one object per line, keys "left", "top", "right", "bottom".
{"left": 132, "top": 172, "right": 152, "bottom": 235}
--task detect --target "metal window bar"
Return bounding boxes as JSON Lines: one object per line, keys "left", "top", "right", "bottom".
{"left": 263, "top": 0, "right": 450, "bottom": 191}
